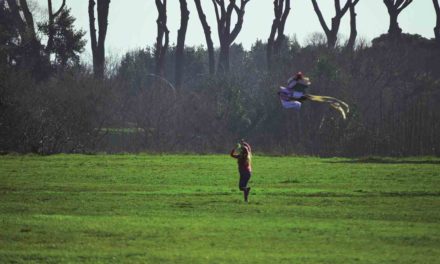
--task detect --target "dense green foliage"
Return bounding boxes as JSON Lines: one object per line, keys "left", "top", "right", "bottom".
{"left": 38, "top": 8, "right": 86, "bottom": 67}
{"left": 111, "top": 35, "right": 440, "bottom": 156}
{"left": 1, "top": 154, "right": 439, "bottom": 263}
{"left": 2, "top": 33, "right": 440, "bottom": 155}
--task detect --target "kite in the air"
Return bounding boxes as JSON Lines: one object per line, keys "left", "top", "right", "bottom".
{"left": 278, "top": 72, "right": 349, "bottom": 119}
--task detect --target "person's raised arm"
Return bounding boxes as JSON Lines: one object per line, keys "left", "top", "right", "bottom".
{"left": 230, "top": 149, "right": 239, "bottom": 159}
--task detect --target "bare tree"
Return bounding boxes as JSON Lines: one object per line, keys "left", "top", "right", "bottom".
{"left": 19, "top": 0, "right": 36, "bottom": 40}
{"left": 5, "top": 0, "right": 41, "bottom": 71}
{"left": 88, "top": 0, "right": 110, "bottom": 79}
{"left": 175, "top": 0, "right": 189, "bottom": 88}
{"left": 154, "top": 0, "right": 169, "bottom": 77}
{"left": 346, "top": 0, "right": 360, "bottom": 50}
{"left": 434, "top": 0, "right": 440, "bottom": 44}
{"left": 267, "top": 0, "right": 291, "bottom": 67}
{"left": 194, "top": 0, "right": 215, "bottom": 74}
{"left": 6, "top": 0, "right": 37, "bottom": 45}
{"left": 5, "top": 0, "right": 26, "bottom": 36}
{"left": 212, "top": 0, "right": 250, "bottom": 73}
{"left": 311, "top": 0, "right": 351, "bottom": 48}
{"left": 383, "top": 0, "right": 413, "bottom": 38}
{"left": 46, "top": 0, "right": 66, "bottom": 52}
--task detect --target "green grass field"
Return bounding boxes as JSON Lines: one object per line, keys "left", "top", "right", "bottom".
{"left": 1, "top": 154, "right": 439, "bottom": 263}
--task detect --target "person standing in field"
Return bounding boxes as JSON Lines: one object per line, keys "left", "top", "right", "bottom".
{"left": 230, "top": 140, "right": 252, "bottom": 202}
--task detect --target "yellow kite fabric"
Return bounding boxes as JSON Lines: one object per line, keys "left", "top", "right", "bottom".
{"left": 306, "top": 94, "right": 350, "bottom": 119}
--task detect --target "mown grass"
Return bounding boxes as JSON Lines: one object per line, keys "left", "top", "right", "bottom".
{"left": 1, "top": 154, "right": 439, "bottom": 263}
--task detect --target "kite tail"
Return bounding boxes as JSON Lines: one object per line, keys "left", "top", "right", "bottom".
{"left": 330, "top": 103, "right": 347, "bottom": 120}
{"left": 307, "top": 94, "right": 350, "bottom": 119}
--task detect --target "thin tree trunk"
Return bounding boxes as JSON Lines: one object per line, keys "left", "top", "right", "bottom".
{"left": 6, "top": 0, "right": 39, "bottom": 68}
{"left": 96, "top": 0, "right": 110, "bottom": 78}
{"left": 7, "top": 0, "right": 37, "bottom": 44}
{"left": 88, "top": 0, "right": 110, "bottom": 79}
{"left": 213, "top": 0, "right": 233, "bottom": 74}
{"left": 267, "top": 0, "right": 291, "bottom": 68}
{"left": 267, "top": 7, "right": 278, "bottom": 68}
{"left": 194, "top": 0, "right": 215, "bottom": 75}
{"left": 327, "top": 25, "right": 338, "bottom": 48}
{"left": 155, "top": 0, "right": 169, "bottom": 77}
{"left": 213, "top": 0, "right": 250, "bottom": 74}
{"left": 6, "top": 0, "right": 27, "bottom": 39}
{"left": 274, "top": 0, "right": 290, "bottom": 50}
{"left": 311, "top": 0, "right": 351, "bottom": 49}
{"left": 434, "top": 0, "right": 440, "bottom": 44}
{"left": 19, "top": 0, "right": 36, "bottom": 41}
{"left": 88, "top": 0, "right": 98, "bottom": 76}
{"left": 347, "top": 0, "right": 359, "bottom": 50}
{"left": 175, "top": 0, "right": 189, "bottom": 88}
{"left": 218, "top": 44, "right": 230, "bottom": 73}
{"left": 388, "top": 11, "right": 401, "bottom": 37}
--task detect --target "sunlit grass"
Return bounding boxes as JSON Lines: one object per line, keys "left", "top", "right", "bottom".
{"left": 1, "top": 154, "right": 439, "bottom": 263}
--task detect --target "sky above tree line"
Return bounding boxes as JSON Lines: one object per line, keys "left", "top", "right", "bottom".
{"left": 39, "top": 0, "right": 435, "bottom": 59}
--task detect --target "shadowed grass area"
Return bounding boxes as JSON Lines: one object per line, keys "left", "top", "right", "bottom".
{"left": 1, "top": 154, "right": 439, "bottom": 263}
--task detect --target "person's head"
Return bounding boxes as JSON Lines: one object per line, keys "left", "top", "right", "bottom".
{"left": 294, "top": 71, "right": 304, "bottom": 81}
{"left": 241, "top": 145, "right": 249, "bottom": 155}
{"left": 242, "top": 145, "right": 251, "bottom": 161}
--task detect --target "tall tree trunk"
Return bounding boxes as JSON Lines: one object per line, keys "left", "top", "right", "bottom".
{"left": 212, "top": 0, "right": 250, "bottom": 74}
{"left": 388, "top": 10, "right": 401, "bottom": 37}
{"left": 311, "top": 0, "right": 351, "bottom": 49}
{"left": 88, "top": 0, "right": 98, "bottom": 76}
{"left": 7, "top": 0, "right": 37, "bottom": 44}
{"left": 89, "top": 0, "right": 110, "bottom": 79}
{"left": 46, "top": 0, "right": 66, "bottom": 53}
{"left": 6, "top": 0, "right": 40, "bottom": 68}
{"left": 19, "top": 0, "right": 36, "bottom": 41}
{"left": 155, "top": 0, "right": 169, "bottom": 77}
{"left": 97, "top": 0, "right": 110, "bottom": 77}
{"left": 274, "top": 0, "right": 290, "bottom": 50}
{"left": 383, "top": 0, "right": 413, "bottom": 39}
{"left": 267, "top": 0, "right": 291, "bottom": 68}
{"left": 6, "top": 0, "right": 27, "bottom": 39}
{"left": 327, "top": 18, "right": 339, "bottom": 48}
{"left": 267, "top": 9, "right": 277, "bottom": 68}
{"left": 218, "top": 44, "right": 230, "bottom": 73}
{"left": 194, "top": 0, "right": 215, "bottom": 75}
{"left": 175, "top": 0, "right": 189, "bottom": 88}
{"left": 434, "top": 0, "right": 440, "bottom": 44}
{"left": 346, "top": 0, "right": 359, "bottom": 50}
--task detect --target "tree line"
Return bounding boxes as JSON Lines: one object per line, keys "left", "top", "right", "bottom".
{"left": 0, "top": 0, "right": 439, "bottom": 156}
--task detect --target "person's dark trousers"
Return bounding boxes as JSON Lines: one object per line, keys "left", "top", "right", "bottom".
{"left": 239, "top": 170, "right": 251, "bottom": 202}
